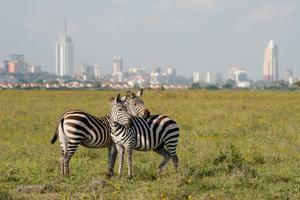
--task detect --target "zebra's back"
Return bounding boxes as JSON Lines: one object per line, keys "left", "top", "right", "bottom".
{"left": 132, "top": 115, "right": 179, "bottom": 152}
{"left": 62, "top": 110, "right": 112, "bottom": 148}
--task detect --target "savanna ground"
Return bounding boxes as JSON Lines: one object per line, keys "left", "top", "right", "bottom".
{"left": 0, "top": 90, "right": 300, "bottom": 200}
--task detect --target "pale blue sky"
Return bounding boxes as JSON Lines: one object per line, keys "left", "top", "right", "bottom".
{"left": 0, "top": 0, "right": 299, "bottom": 79}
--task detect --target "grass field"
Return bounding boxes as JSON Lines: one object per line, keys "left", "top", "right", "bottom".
{"left": 0, "top": 90, "right": 300, "bottom": 199}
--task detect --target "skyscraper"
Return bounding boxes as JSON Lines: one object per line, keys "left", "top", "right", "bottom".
{"left": 263, "top": 40, "right": 279, "bottom": 81}
{"left": 167, "top": 68, "right": 176, "bottom": 83}
{"left": 193, "top": 72, "right": 200, "bottom": 83}
{"left": 55, "top": 20, "right": 74, "bottom": 76}
{"left": 112, "top": 54, "right": 123, "bottom": 75}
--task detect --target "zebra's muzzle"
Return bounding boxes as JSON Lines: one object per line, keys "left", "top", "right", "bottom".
{"left": 125, "top": 118, "right": 133, "bottom": 128}
{"left": 142, "top": 109, "right": 150, "bottom": 119}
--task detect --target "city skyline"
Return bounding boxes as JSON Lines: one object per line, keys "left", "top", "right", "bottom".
{"left": 0, "top": 0, "right": 299, "bottom": 79}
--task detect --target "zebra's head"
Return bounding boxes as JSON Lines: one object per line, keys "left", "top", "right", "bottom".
{"left": 122, "top": 89, "right": 150, "bottom": 119}
{"left": 110, "top": 94, "right": 133, "bottom": 128}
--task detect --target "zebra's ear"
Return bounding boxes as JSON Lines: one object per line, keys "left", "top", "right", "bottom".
{"left": 115, "top": 94, "right": 121, "bottom": 103}
{"left": 136, "top": 88, "right": 144, "bottom": 97}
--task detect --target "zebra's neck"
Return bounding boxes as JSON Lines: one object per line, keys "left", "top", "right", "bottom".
{"left": 101, "top": 114, "right": 110, "bottom": 123}
{"left": 107, "top": 113, "right": 124, "bottom": 134}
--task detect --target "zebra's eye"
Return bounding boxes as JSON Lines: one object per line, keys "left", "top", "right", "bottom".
{"left": 118, "top": 108, "right": 122, "bottom": 111}
{"left": 133, "top": 103, "right": 137, "bottom": 106}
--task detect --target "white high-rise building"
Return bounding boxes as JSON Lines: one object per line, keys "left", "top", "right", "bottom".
{"left": 263, "top": 40, "right": 279, "bottom": 81}
{"left": 206, "top": 72, "right": 211, "bottom": 83}
{"left": 56, "top": 21, "right": 74, "bottom": 76}
{"left": 233, "top": 69, "right": 247, "bottom": 82}
{"left": 112, "top": 55, "right": 123, "bottom": 75}
{"left": 111, "top": 54, "right": 123, "bottom": 83}
{"left": 193, "top": 72, "right": 200, "bottom": 83}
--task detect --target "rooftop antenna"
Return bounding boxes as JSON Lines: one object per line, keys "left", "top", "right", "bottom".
{"left": 64, "top": 19, "right": 67, "bottom": 36}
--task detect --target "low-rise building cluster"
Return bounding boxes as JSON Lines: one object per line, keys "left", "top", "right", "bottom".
{"left": 0, "top": 54, "right": 41, "bottom": 74}
{"left": 0, "top": 81, "right": 189, "bottom": 90}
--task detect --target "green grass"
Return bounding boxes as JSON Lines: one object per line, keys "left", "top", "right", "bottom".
{"left": 0, "top": 90, "right": 300, "bottom": 199}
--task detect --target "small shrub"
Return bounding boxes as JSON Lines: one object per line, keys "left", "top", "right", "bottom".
{"left": 212, "top": 144, "right": 259, "bottom": 178}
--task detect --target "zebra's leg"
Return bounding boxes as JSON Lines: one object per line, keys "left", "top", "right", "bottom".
{"left": 60, "top": 149, "right": 65, "bottom": 176}
{"left": 107, "top": 144, "right": 117, "bottom": 178}
{"left": 63, "top": 142, "right": 79, "bottom": 176}
{"left": 165, "top": 143, "right": 179, "bottom": 173}
{"left": 171, "top": 154, "right": 179, "bottom": 173}
{"left": 116, "top": 144, "right": 124, "bottom": 177}
{"left": 126, "top": 147, "right": 133, "bottom": 179}
{"left": 154, "top": 145, "right": 171, "bottom": 176}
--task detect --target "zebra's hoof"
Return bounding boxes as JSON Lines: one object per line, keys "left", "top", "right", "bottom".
{"left": 105, "top": 172, "right": 114, "bottom": 178}
{"left": 127, "top": 175, "right": 133, "bottom": 180}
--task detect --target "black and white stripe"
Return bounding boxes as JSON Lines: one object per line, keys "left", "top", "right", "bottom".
{"left": 121, "top": 89, "right": 150, "bottom": 119}
{"left": 51, "top": 94, "right": 132, "bottom": 177}
{"left": 110, "top": 110, "right": 180, "bottom": 179}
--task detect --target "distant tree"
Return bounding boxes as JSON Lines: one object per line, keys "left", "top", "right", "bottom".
{"left": 294, "top": 81, "right": 300, "bottom": 88}
{"left": 278, "top": 81, "right": 289, "bottom": 89}
{"left": 266, "top": 81, "right": 289, "bottom": 90}
{"left": 204, "top": 85, "right": 219, "bottom": 90}
{"left": 35, "top": 79, "right": 44, "bottom": 83}
{"left": 222, "top": 83, "right": 233, "bottom": 89}
{"left": 176, "top": 75, "right": 192, "bottom": 84}
{"left": 190, "top": 82, "right": 202, "bottom": 89}
{"left": 225, "top": 79, "right": 236, "bottom": 87}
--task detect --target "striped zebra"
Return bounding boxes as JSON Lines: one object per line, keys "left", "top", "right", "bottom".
{"left": 121, "top": 89, "right": 150, "bottom": 119}
{"left": 110, "top": 91, "right": 180, "bottom": 179}
{"left": 50, "top": 94, "right": 133, "bottom": 177}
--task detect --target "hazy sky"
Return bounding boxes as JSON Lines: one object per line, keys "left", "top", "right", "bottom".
{"left": 0, "top": 0, "right": 299, "bottom": 79}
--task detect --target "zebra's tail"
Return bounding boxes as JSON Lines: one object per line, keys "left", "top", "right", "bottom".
{"left": 51, "top": 132, "right": 58, "bottom": 144}
{"left": 51, "top": 121, "right": 60, "bottom": 144}
{"left": 51, "top": 118, "right": 65, "bottom": 144}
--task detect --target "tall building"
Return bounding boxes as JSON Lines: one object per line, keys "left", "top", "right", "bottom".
{"left": 128, "top": 67, "right": 147, "bottom": 75}
{"left": 233, "top": 69, "right": 247, "bottom": 82}
{"left": 27, "top": 65, "right": 41, "bottom": 74}
{"left": 2, "top": 60, "right": 9, "bottom": 72}
{"left": 112, "top": 55, "right": 123, "bottom": 75}
{"left": 150, "top": 67, "right": 161, "bottom": 84}
{"left": 10, "top": 54, "right": 25, "bottom": 62}
{"left": 55, "top": 21, "right": 74, "bottom": 76}
{"left": 228, "top": 67, "right": 247, "bottom": 82}
{"left": 86, "top": 65, "right": 102, "bottom": 81}
{"left": 94, "top": 66, "right": 102, "bottom": 81}
{"left": 167, "top": 68, "right": 176, "bottom": 83}
{"left": 193, "top": 72, "right": 200, "bottom": 83}
{"left": 7, "top": 62, "right": 18, "bottom": 73}
{"left": 263, "top": 40, "right": 279, "bottom": 81}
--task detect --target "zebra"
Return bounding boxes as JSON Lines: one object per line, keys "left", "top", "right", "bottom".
{"left": 121, "top": 89, "right": 150, "bottom": 119}
{"left": 50, "top": 94, "right": 133, "bottom": 177}
{"left": 110, "top": 91, "right": 180, "bottom": 179}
